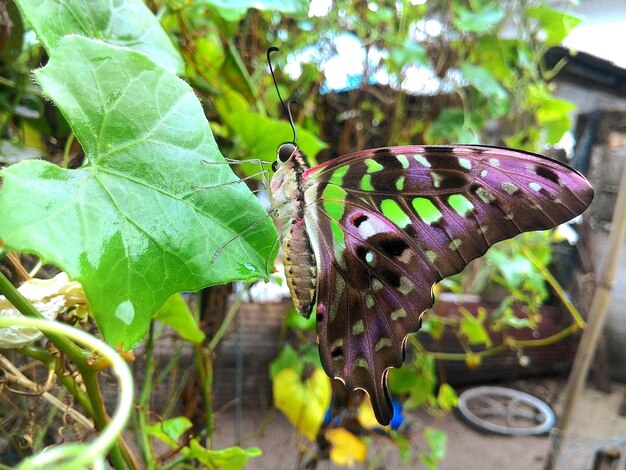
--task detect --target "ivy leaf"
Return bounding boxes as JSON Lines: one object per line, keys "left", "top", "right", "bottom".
{"left": 14, "top": 0, "right": 183, "bottom": 74}
{"left": 527, "top": 6, "right": 581, "bottom": 46}
{"left": 0, "top": 37, "right": 277, "bottom": 348}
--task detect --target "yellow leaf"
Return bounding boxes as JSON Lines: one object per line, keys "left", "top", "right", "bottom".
{"left": 325, "top": 428, "right": 367, "bottom": 466}
{"left": 357, "top": 396, "right": 388, "bottom": 431}
{"left": 273, "top": 368, "right": 331, "bottom": 441}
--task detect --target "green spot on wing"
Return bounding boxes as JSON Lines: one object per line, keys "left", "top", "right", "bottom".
{"left": 355, "top": 358, "right": 369, "bottom": 369}
{"left": 322, "top": 185, "right": 347, "bottom": 221}
{"left": 360, "top": 174, "right": 374, "bottom": 191}
{"left": 391, "top": 308, "right": 407, "bottom": 320}
{"left": 352, "top": 319, "right": 365, "bottom": 335}
{"left": 449, "top": 239, "right": 462, "bottom": 250}
{"left": 458, "top": 158, "right": 472, "bottom": 170}
{"left": 476, "top": 186, "right": 496, "bottom": 203}
{"left": 375, "top": 338, "right": 392, "bottom": 351}
{"left": 381, "top": 199, "right": 411, "bottom": 228}
{"left": 431, "top": 172, "right": 443, "bottom": 188}
{"left": 448, "top": 194, "right": 474, "bottom": 216}
{"left": 412, "top": 197, "right": 442, "bottom": 224}
{"left": 396, "top": 154, "right": 409, "bottom": 169}
{"left": 365, "top": 158, "right": 384, "bottom": 173}
{"left": 329, "top": 219, "right": 345, "bottom": 246}
{"left": 414, "top": 155, "right": 431, "bottom": 167}
{"left": 329, "top": 165, "right": 350, "bottom": 186}
{"left": 396, "top": 176, "right": 405, "bottom": 191}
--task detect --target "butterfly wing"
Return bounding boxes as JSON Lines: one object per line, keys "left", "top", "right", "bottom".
{"left": 302, "top": 145, "right": 593, "bottom": 424}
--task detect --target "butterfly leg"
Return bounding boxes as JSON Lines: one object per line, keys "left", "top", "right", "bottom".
{"left": 211, "top": 209, "right": 278, "bottom": 263}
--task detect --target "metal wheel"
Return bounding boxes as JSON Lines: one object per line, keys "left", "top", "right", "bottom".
{"left": 457, "top": 386, "right": 555, "bottom": 436}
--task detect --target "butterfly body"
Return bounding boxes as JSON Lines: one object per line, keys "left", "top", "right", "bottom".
{"left": 270, "top": 143, "right": 594, "bottom": 425}
{"left": 270, "top": 145, "right": 317, "bottom": 318}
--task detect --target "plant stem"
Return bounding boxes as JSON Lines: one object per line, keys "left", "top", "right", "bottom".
{"left": 136, "top": 321, "right": 156, "bottom": 468}
{"left": 17, "top": 345, "right": 94, "bottom": 416}
{"left": 515, "top": 242, "right": 586, "bottom": 329}
{"left": 0, "top": 271, "right": 138, "bottom": 469}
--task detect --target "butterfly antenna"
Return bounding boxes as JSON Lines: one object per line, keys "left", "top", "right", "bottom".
{"left": 287, "top": 100, "right": 298, "bottom": 144}
{"left": 267, "top": 47, "right": 297, "bottom": 144}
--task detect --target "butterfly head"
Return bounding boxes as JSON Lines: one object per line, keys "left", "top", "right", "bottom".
{"left": 272, "top": 142, "right": 298, "bottom": 172}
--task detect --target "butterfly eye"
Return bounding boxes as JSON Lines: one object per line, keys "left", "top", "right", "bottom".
{"left": 271, "top": 161, "right": 278, "bottom": 172}
{"left": 278, "top": 143, "right": 296, "bottom": 163}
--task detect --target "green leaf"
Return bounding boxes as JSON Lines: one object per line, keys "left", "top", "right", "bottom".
{"left": 155, "top": 294, "right": 205, "bottom": 344}
{"left": 452, "top": 3, "right": 505, "bottom": 33}
{"left": 422, "top": 427, "right": 448, "bottom": 466}
{"left": 503, "top": 315, "right": 535, "bottom": 330}
{"left": 145, "top": 416, "right": 193, "bottom": 447}
{"left": 420, "top": 314, "right": 444, "bottom": 340}
{"left": 470, "top": 35, "right": 510, "bottom": 82}
{"left": 390, "top": 430, "right": 412, "bottom": 463}
{"left": 461, "top": 63, "right": 510, "bottom": 117}
{"left": 388, "top": 355, "right": 437, "bottom": 409}
{"left": 527, "top": 6, "right": 581, "bottom": 46}
{"left": 185, "top": 440, "right": 262, "bottom": 470}
{"left": 389, "top": 40, "right": 429, "bottom": 71}
{"left": 285, "top": 306, "right": 316, "bottom": 331}
{"left": 488, "top": 251, "right": 534, "bottom": 289}
{"left": 269, "top": 344, "right": 302, "bottom": 378}
{"left": 14, "top": 0, "right": 183, "bottom": 74}
{"left": 425, "top": 108, "right": 478, "bottom": 144}
{"left": 0, "top": 37, "right": 277, "bottom": 348}
{"left": 203, "top": 0, "right": 309, "bottom": 21}
{"left": 437, "top": 383, "right": 458, "bottom": 411}
{"left": 225, "top": 111, "right": 327, "bottom": 163}
{"left": 534, "top": 94, "right": 575, "bottom": 144}
{"left": 459, "top": 308, "right": 492, "bottom": 346}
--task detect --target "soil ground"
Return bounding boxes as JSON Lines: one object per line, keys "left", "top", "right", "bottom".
{"left": 213, "top": 378, "right": 626, "bottom": 470}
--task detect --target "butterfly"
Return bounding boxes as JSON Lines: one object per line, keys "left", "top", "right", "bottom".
{"left": 268, "top": 141, "right": 593, "bottom": 425}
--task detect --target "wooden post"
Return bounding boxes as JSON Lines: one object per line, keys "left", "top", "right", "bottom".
{"left": 545, "top": 160, "right": 626, "bottom": 470}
